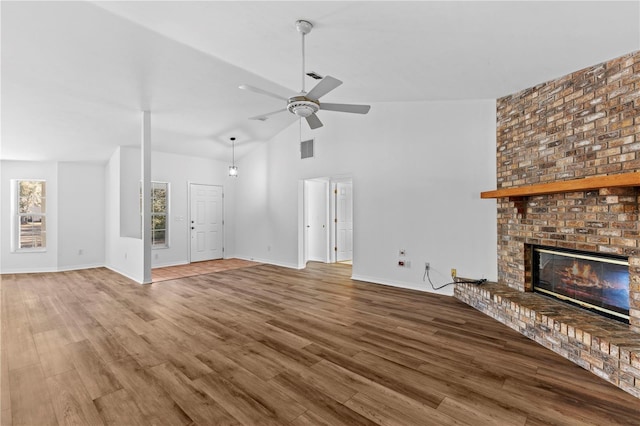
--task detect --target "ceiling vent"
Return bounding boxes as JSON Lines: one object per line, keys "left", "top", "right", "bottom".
{"left": 306, "top": 71, "right": 323, "bottom": 80}
{"left": 301, "top": 139, "right": 314, "bottom": 159}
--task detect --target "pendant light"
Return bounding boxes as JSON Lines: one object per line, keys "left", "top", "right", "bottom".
{"left": 228, "top": 137, "right": 238, "bottom": 177}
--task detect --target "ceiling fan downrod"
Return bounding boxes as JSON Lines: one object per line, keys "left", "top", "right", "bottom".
{"left": 296, "top": 20, "right": 313, "bottom": 93}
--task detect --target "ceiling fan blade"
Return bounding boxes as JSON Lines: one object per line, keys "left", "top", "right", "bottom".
{"left": 306, "top": 76, "right": 342, "bottom": 100}
{"left": 305, "top": 113, "right": 323, "bottom": 129}
{"left": 320, "top": 103, "right": 371, "bottom": 114}
{"left": 248, "top": 109, "right": 287, "bottom": 121}
{"left": 239, "top": 84, "right": 289, "bottom": 101}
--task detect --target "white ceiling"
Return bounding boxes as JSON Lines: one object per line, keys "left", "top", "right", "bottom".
{"left": 2, "top": 1, "right": 639, "bottom": 163}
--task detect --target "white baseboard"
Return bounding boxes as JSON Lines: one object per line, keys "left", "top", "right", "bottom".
{"left": 0, "top": 266, "right": 59, "bottom": 274}
{"left": 0, "top": 263, "right": 106, "bottom": 274}
{"left": 103, "top": 265, "right": 146, "bottom": 284}
{"left": 152, "top": 260, "right": 189, "bottom": 269}
{"left": 56, "top": 263, "right": 105, "bottom": 272}
{"left": 0, "top": 261, "right": 453, "bottom": 296}
{"left": 233, "top": 256, "right": 302, "bottom": 270}
{"left": 350, "top": 274, "right": 454, "bottom": 296}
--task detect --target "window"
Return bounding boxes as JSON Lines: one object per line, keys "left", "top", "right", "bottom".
{"left": 15, "top": 180, "right": 46, "bottom": 250}
{"left": 151, "top": 182, "right": 168, "bottom": 247}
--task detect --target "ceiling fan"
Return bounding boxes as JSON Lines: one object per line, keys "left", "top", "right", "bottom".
{"left": 239, "top": 19, "right": 370, "bottom": 130}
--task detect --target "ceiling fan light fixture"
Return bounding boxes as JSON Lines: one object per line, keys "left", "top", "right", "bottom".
{"left": 287, "top": 97, "right": 319, "bottom": 118}
{"left": 290, "top": 104, "right": 316, "bottom": 118}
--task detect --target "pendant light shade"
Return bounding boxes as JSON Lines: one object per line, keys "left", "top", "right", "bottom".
{"left": 229, "top": 137, "right": 238, "bottom": 177}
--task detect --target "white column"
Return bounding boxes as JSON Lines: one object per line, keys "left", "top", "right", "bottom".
{"left": 141, "top": 111, "right": 152, "bottom": 284}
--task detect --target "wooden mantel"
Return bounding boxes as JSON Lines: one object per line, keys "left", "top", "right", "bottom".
{"left": 481, "top": 172, "right": 640, "bottom": 199}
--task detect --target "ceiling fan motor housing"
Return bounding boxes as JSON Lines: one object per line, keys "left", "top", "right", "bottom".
{"left": 287, "top": 95, "right": 319, "bottom": 118}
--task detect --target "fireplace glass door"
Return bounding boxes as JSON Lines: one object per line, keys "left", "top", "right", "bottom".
{"left": 532, "top": 246, "right": 630, "bottom": 323}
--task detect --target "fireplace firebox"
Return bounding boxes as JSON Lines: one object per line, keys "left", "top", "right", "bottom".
{"left": 531, "top": 246, "right": 630, "bottom": 323}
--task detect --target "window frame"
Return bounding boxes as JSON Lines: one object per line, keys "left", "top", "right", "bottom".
{"left": 13, "top": 179, "right": 47, "bottom": 252}
{"left": 150, "top": 181, "right": 169, "bottom": 249}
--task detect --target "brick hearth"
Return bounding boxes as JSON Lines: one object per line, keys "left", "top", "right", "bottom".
{"left": 456, "top": 50, "right": 640, "bottom": 399}
{"left": 455, "top": 281, "right": 640, "bottom": 398}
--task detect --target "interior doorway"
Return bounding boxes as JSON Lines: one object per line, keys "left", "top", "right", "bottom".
{"left": 189, "top": 183, "right": 223, "bottom": 262}
{"left": 301, "top": 176, "right": 353, "bottom": 266}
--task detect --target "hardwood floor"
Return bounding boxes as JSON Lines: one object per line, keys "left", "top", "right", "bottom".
{"left": 2, "top": 262, "right": 639, "bottom": 425}
{"left": 152, "top": 259, "right": 262, "bottom": 282}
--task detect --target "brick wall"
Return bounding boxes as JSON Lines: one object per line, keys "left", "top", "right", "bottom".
{"left": 497, "top": 51, "right": 640, "bottom": 188}
{"left": 495, "top": 51, "right": 640, "bottom": 332}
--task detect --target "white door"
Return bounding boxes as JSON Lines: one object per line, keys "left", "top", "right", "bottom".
{"left": 305, "top": 180, "right": 329, "bottom": 262}
{"left": 189, "top": 184, "right": 223, "bottom": 262}
{"left": 336, "top": 182, "right": 353, "bottom": 262}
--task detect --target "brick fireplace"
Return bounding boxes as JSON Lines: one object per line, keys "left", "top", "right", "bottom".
{"left": 455, "top": 51, "right": 640, "bottom": 398}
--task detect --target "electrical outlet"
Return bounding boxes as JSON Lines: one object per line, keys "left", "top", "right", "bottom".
{"left": 451, "top": 268, "right": 457, "bottom": 278}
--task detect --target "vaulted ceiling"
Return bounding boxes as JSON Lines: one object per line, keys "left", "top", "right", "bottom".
{"left": 2, "top": 1, "right": 639, "bottom": 163}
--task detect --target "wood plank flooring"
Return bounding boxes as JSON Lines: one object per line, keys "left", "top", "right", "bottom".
{"left": 2, "top": 262, "right": 639, "bottom": 425}
{"left": 152, "top": 259, "right": 262, "bottom": 282}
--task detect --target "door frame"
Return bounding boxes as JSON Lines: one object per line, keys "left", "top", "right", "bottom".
{"left": 298, "top": 175, "right": 352, "bottom": 268}
{"left": 188, "top": 182, "right": 224, "bottom": 263}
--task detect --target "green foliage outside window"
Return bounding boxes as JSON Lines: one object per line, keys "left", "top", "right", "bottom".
{"left": 151, "top": 182, "right": 168, "bottom": 247}
{"left": 17, "top": 180, "right": 46, "bottom": 249}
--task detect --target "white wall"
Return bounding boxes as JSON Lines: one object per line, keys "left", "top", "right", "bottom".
{"left": 58, "top": 162, "right": 105, "bottom": 270}
{"left": 1, "top": 147, "right": 234, "bottom": 278}
{"left": 105, "top": 147, "right": 144, "bottom": 282}
{"left": 1, "top": 100, "right": 496, "bottom": 292}
{"left": 151, "top": 150, "right": 236, "bottom": 267}
{"left": 1, "top": 161, "right": 59, "bottom": 272}
{"left": 234, "top": 100, "right": 498, "bottom": 294}
{"left": 119, "top": 146, "right": 142, "bottom": 238}
{"left": 1, "top": 160, "right": 106, "bottom": 273}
